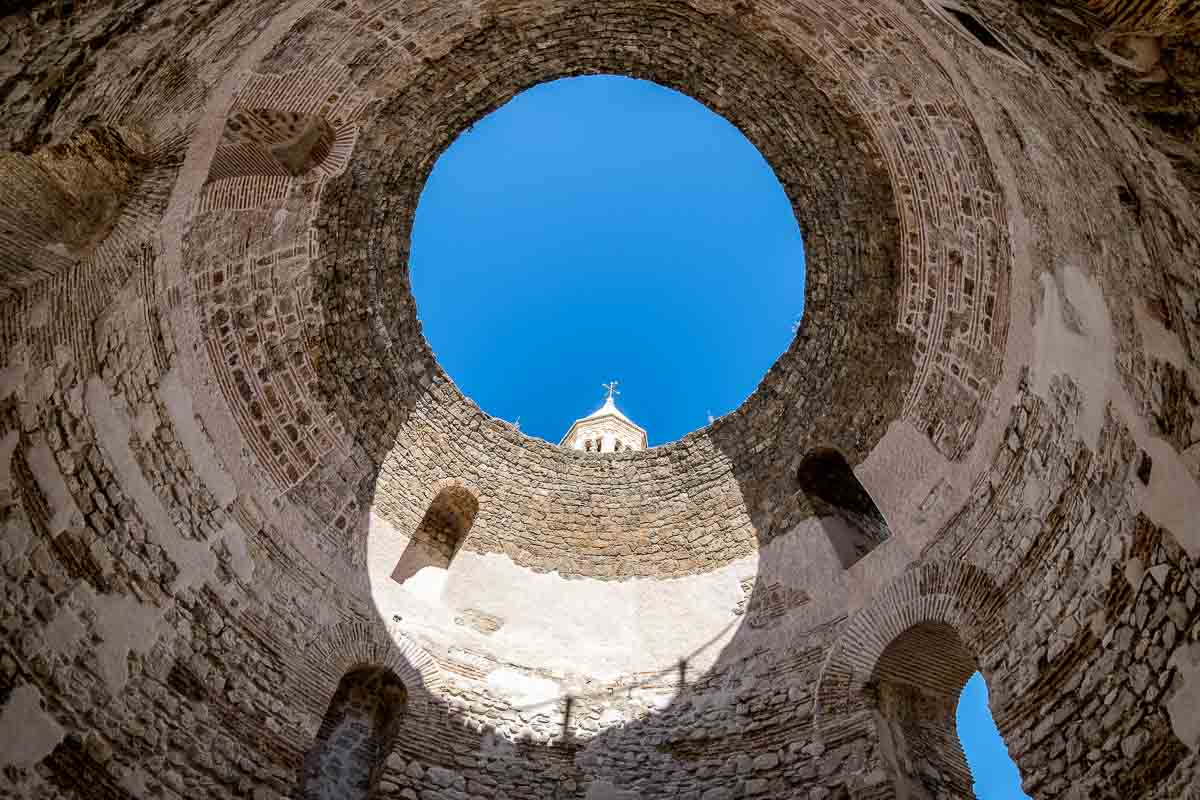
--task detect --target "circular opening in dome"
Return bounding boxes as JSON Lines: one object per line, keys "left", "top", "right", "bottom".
{"left": 411, "top": 75, "right": 805, "bottom": 447}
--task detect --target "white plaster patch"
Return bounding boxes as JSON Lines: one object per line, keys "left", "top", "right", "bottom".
{"left": 858, "top": 418, "right": 954, "bottom": 551}
{"left": 369, "top": 512, "right": 910, "bottom": 681}
{"left": 133, "top": 401, "right": 160, "bottom": 443}
{"left": 1032, "top": 267, "right": 1200, "bottom": 558}
{"left": 88, "top": 589, "right": 167, "bottom": 694}
{"left": 25, "top": 434, "right": 83, "bottom": 534}
{"left": 485, "top": 668, "right": 561, "bottom": 709}
{"left": 1133, "top": 299, "right": 1188, "bottom": 369}
{"left": 740, "top": 519, "right": 850, "bottom": 630}
{"left": 1031, "top": 267, "right": 1115, "bottom": 450}
{"left": 1132, "top": 441, "right": 1200, "bottom": 559}
{"left": 219, "top": 517, "right": 255, "bottom": 585}
{"left": 170, "top": 535, "right": 218, "bottom": 593}
{"left": 160, "top": 367, "right": 237, "bottom": 508}
{"left": 43, "top": 606, "right": 86, "bottom": 656}
{"left": 366, "top": 510, "right": 412, "bottom": 589}
{"left": 403, "top": 566, "right": 450, "bottom": 604}
{"left": 0, "top": 684, "right": 65, "bottom": 767}
{"left": 632, "top": 565, "right": 743, "bottom": 674}
{"left": 85, "top": 376, "right": 217, "bottom": 592}
{"left": 370, "top": 506, "right": 756, "bottom": 678}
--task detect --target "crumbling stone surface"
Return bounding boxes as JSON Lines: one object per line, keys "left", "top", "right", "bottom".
{"left": 0, "top": 0, "right": 1199, "bottom": 798}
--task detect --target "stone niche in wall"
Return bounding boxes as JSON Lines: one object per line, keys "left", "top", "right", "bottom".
{"left": 390, "top": 485, "right": 479, "bottom": 585}
{"left": 0, "top": 125, "right": 152, "bottom": 296}
{"left": 206, "top": 108, "right": 335, "bottom": 182}
{"left": 796, "top": 449, "right": 892, "bottom": 569}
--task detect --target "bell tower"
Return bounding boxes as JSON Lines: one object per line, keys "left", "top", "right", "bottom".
{"left": 560, "top": 382, "right": 649, "bottom": 453}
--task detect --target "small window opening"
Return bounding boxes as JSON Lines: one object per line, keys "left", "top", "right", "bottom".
{"left": 585, "top": 440, "right": 593, "bottom": 452}
{"left": 391, "top": 486, "right": 479, "bottom": 583}
{"left": 797, "top": 448, "right": 892, "bottom": 568}
{"left": 208, "top": 109, "right": 335, "bottom": 182}
{"left": 614, "top": 440, "right": 622, "bottom": 452}
{"left": 1137, "top": 450, "right": 1153, "bottom": 485}
{"left": 298, "top": 666, "right": 407, "bottom": 800}
{"left": 941, "top": 4, "right": 1016, "bottom": 57}
{"left": 1117, "top": 184, "right": 1141, "bottom": 217}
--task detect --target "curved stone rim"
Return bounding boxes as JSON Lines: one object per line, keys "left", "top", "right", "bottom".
{"left": 181, "top": 0, "right": 1011, "bottom": 580}
{"left": 313, "top": 1, "right": 914, "bottom": 475}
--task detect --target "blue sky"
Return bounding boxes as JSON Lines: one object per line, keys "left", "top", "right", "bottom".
{"left": 411, "top": 75, "right": 803, "bottom": 445}
{"left": 959, "top": 673, "right": 1030, "bottom": 799}
{"left": 411, "top": 74, "right": 1026, "bottom": 798}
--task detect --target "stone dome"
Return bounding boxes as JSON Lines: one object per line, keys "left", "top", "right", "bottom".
{"left": 1, "top": 1, "right": 1200, "bottom": 799}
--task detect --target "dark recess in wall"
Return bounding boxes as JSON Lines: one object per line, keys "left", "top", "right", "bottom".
{"left": 797, "top": 448, "right": 892, "bottom": 569}
{"left": 944, "top": 5, "right": 1016, "bottom": 57}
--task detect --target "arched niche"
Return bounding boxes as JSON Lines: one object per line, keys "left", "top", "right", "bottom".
{"left": 0, "top": 124, "right": 152, "bottom": 297}
{"left": 391, "top": 484, "right": 479, "bottom": 584}
{"left": 797, "top": 448, "right": 892, "bottom": 569}
{"left": 868, "top": 622, "right": 979, "bottom": 797}
{"left": 298, "top": 665, "right": 408, "bottom": 800}
{"left": 814, "top": 561, "right": 1015, "bottom": 798}
{"left": 207, "top": 108, "right": 335, "bottom": 182}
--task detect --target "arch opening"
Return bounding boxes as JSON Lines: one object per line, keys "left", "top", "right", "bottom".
{"left": 796, "top": 448, "right": 891, "bottom": 568}
{"left": 298, "top": 666, "right": 408, "bottom": 800}
{"left": 869, "top": 622, "right": 978, "bottom": 797}
{"left": 390, "top": 485, "right": 480, "bottom": 584}
{"left": 867, "top": 623, "right": 1029, "bottom": 800}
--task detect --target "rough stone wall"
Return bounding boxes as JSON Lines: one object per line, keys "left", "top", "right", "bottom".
{"left": 934, "top": 379, "right": 1200, "bottom": 798}
{"left": 0, "top": 1, "right": 1198, "bottom": 799}
{"left": 352, "top": 618, "right": 845, "bottom": 800}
